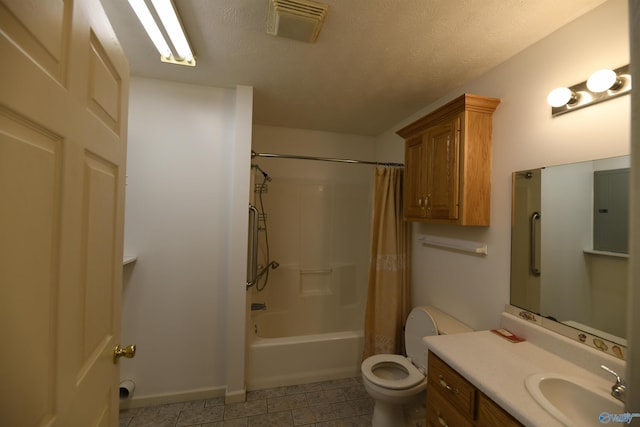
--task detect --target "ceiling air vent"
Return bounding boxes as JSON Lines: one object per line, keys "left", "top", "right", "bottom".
{"left": 266, "top": 0, "right": 329, "bottom": 43}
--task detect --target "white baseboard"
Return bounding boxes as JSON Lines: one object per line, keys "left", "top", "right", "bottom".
{"left": 119, "top": 386, "right": 227, "bottom": 410}
{"left": 225, "top": 386, "right": 247, "bottom": 404}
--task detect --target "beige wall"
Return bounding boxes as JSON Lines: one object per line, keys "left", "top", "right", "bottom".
{"left": 121, "top": 0, "right": 638, "bottom": 405}
{"left": 375, "top": 0, "right": 630, "bottom": 330}
{"left": 122, "top": 78, "right": 252, "bottom": 401}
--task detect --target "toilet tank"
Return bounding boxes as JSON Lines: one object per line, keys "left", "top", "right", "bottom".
{"left": 425, "top": 305, "right": 473, "bottom": 335}
{"left": 405, "top": 305, "right": 473, "bottom": 373}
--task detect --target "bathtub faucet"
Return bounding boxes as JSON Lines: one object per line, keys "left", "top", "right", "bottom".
{"left": 251, "top": 303, "right": 267, "bottom": 311}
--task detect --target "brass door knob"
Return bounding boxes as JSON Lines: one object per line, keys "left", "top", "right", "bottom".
{"left": 113, "top": 344, "right": 136, "bottom": 363}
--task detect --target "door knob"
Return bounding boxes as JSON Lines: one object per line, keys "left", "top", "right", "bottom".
{"left": 113, "top": 344, "right": 136, "bottom": 363}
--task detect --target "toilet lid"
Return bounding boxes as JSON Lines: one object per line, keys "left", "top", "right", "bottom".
{"left": 405, "top": 307, "right": 438, "bottom": 372}
{"left": 361, "top": 354, "right": 426, "bottom": 389}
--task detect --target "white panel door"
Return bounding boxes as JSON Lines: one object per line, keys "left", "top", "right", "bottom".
{"left": 0, "top": 0, "right": 129, "bottom": 425}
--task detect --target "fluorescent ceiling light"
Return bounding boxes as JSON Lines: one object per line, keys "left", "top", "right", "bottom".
{"left": 128, "top": 0, "right": 171, "bottom": 58}
{"left": 151, "top": 0, "right": 194, "bottom": 63}
{"left": 128, "top": 0, "right": 196, "bottom": 66}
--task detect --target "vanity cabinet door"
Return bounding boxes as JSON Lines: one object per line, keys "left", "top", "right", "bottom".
{"left": 426, "top": 353, "right": 523, "bottom": 427}
{"left": 424, "top": 116, "right": 461, "bottom": 221}
{"left": 403, "top": 118, "right": 460, "bottom": 221}
{"left": 477, "top": 392, "right": 523, "bottom": 427}
{"left": 426, "top": 383, "right": 474, "bottom": 427}
{"left": 404, "top": 135, "right": 428, "bottom": 218}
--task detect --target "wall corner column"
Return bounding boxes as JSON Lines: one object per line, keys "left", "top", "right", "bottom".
{"left": 225, "top": 85, "right": 253, "bottom": 403}
{"left": 626, "top": 0, "right": 640, "bottom": 415}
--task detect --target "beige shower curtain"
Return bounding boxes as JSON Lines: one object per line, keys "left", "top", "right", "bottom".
{"left": 363, "top": 166, "right": 411, "bottom": 359}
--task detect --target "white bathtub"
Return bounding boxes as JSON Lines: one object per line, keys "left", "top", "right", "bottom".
{"left": 246, "top": 261, "right": 366, "bottom": 390}
{"left": 247, "top": 328, "right": 364, "bottom": 390}
{"left": 247, "top": 303, "right": 364, "bottom": 390}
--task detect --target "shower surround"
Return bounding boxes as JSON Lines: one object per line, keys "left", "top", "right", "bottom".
{"left": 247, "top": 127, "right": 377, "bottom": 389}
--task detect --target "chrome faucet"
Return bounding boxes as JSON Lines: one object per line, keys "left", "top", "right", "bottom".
{"left": 601, "top": 365, "right": 626, "bottom": 402}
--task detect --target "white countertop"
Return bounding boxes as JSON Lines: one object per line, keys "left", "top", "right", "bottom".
{"left": 423, "top": 329, "right": 618, "bottom": 426}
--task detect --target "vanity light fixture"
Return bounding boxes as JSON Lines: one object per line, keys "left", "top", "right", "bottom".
{"left": 128, "top": 0, "right": 196, "bottom": 67}
{"left": 547, "top": 64, "right": 631, "bottom": 117}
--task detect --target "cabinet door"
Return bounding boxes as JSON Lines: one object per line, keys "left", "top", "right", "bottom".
{"left": 593, "top": 168, "right": 629, "bottom": 253}
{"left": 477, "top": 392, "right": 523, "bottom": 427}
{"left": 425, "top": 116, "right": 461, "bottom": 220}
{"left": 404, "top": 135, "right": 427, "bottom": 218}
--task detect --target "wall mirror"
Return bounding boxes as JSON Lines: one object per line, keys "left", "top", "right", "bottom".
{"left": 510, "top": 155, "right": 629, "bottom": 346}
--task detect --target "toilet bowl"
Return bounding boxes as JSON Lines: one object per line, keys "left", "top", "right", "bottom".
{"left": 361, "top": 306, "right": 472, "bottom": 427}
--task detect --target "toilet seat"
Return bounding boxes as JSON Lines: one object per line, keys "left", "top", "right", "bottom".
{"left": 361, "top": 354, "right": 425, "bottom": 390}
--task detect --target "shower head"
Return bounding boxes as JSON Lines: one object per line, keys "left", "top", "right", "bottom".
{"left": 251, "top": 163, "right": 272, "bottom": 181}
{"left": 270, "top": 261, "right": 279, "bottom": 269}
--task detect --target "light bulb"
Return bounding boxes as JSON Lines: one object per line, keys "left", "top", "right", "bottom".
{"left": 547, "top": 87, "right": 573, "bottom": 107}
{"left": 587, "top": 69, "right": 617, "bottom": 93}
{"left": 151, "top": 0, "right": 194, "bottom": 62}
{"left": 128, "top": 0, "right": 172, "bottom": 59}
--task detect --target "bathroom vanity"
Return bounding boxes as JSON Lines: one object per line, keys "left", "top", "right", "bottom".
{"left": 423, "top": 311, "right": 626, "bottom": 427}
{"left": 426, "top": 352, "right": 521, "bottom": 426}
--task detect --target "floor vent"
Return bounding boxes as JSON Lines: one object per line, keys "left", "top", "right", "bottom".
{"left": 266, "top": 0, "right": 329, "bottom": 43}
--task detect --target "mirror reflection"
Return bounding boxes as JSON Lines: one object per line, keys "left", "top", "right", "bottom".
{"left": 511, "top": 156, "right": 629, "bottom": 345}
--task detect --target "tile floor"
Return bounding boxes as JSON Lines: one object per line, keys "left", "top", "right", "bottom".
{"left": 119, "top": 377, "right": 426, "bottom": 427}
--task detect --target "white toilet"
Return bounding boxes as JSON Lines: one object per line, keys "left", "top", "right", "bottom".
{"left": 361, "top": 305, "right": 472, "bottom": 427}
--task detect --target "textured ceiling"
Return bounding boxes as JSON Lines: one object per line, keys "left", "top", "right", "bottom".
{"left": 102, "top": 0, "right": 607, "bottom": 136}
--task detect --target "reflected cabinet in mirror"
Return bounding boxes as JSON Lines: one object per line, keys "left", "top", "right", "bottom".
{"left": 510, "top": 156, "right": 629, "bottom": 346}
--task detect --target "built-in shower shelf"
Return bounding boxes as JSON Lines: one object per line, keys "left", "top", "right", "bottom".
{"left": 123, "top": 256, "right": 138, "bottom": 265}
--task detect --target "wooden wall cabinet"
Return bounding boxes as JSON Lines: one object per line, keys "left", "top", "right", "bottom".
{"left": 426, "top": 353, "right": 523, "bottom": 427}
{"left": 397, "top": 94, "right": 500, "bottom": 225}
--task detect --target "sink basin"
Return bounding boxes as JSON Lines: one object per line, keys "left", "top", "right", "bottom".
{"left": 525, "top": 373, "right": 624, "bottom": 427}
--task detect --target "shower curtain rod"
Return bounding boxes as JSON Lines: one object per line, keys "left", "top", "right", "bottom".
{"left": 251, "top": 150, "right": 404, "bottom": 167}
